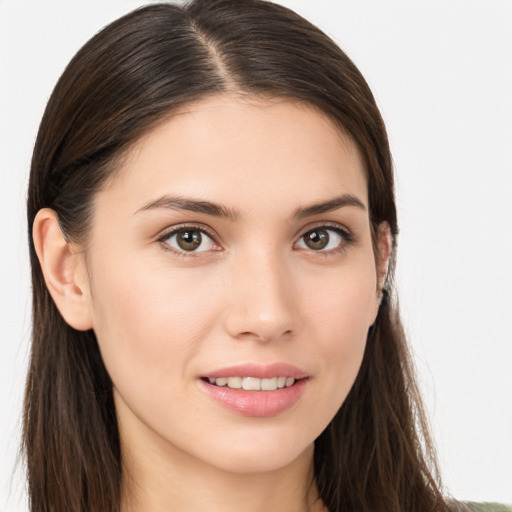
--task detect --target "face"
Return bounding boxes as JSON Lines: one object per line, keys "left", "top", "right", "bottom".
{"left": 83, "top": 94, "right": 383, "bottom": 475}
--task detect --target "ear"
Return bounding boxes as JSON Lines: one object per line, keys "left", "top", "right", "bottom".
{"left": 376, "top": 221, "right": 393, "bottom": 292}
{"left": 369, "top": 221, "right": 393, "bottom": 325}
{"left": 32, "top": 208, "right": 93, "bottom": 331}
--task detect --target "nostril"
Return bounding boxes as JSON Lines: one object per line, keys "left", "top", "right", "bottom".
{"left": 236, "top": 329, "right": 293, "bottom": 343}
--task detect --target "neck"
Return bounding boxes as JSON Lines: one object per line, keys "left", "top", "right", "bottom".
{"left": 120, "top": 435, "right": 325, "bottom": 512}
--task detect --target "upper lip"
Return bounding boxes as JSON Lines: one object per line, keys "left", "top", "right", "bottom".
{"left": 202, "top": 363, "right": 309, "bottom": 380}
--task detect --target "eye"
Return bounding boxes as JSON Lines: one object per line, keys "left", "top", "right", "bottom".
{"left": 162, "top": 227, "right": 217, "bottom": 253}
{"left": 295, "top": 226, "right": 350, "bottom": 252}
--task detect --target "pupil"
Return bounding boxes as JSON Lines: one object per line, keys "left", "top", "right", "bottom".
{"left": 306, "top": 230, "right": 329, "bottom": 250}
{"left": 177, "top": 230, "right": 202, "bottom": 251}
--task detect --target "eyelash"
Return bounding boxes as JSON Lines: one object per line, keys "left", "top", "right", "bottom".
{"left": 157, "top": 223, "right": 219, "bottom": 258}
{"left": 297, "top": 222, "right": 355, "bottom": 256}
{"left": 156, "top": 222, "right": 355, "bottom": 257}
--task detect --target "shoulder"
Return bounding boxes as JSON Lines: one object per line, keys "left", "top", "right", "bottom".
{"left": 457, "top": 503, "right": 512, "bottom": 512}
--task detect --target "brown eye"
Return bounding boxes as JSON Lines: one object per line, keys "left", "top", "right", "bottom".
{"left": 177, "top": 230, "right": 202, "bottom": 251}
{"left": 296, "top": 227, "right": 348, "bottom": 252}
{"left": 303, "top": 229, "right": 330, "bottom": 250}
{"left": 163, "top": 228, "right": 216, "bottom": 253}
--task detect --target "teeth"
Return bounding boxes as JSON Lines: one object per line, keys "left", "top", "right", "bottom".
{"left": 261, "top": 377, "right": 277, "bottom": 391}
{"left": 207, "top": 376, "right": 297, "bottom": 390}
{"left": 227, "top": 377, "right": 242, "bottom": 389}
{"left": 242, "top": 377, "right": 261, "bottom": 390}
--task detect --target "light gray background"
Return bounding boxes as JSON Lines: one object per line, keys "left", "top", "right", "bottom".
{"left": 1, "top": 1, "right": 511, "bottom": 510}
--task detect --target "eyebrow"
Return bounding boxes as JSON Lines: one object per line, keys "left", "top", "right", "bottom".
{"left": 293, "top": 194, "right": 366, "bottom": 218}
{"left": 135, "top": 193, "right": 366, "bottom": 220}
{"left": 135, "top": 195, "right": 239, "bottom": 221}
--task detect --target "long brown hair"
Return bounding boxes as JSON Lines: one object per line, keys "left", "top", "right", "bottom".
{"left": 25, "top": 1, "right": 452, "bottom": 510}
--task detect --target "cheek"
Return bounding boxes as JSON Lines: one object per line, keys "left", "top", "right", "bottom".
{"left": 301, "top": 255, "right": 378, "bottom": 342}
{"left": 299, "top": 259, "right": 377, "bottom": 414}
{"left": 88, "top": 254, "right": 222, "bottom": 393}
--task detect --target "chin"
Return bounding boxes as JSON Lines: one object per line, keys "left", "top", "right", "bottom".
{"left": 191, "top": 425, "right": 316, "bottom": 475}
{"left": 213, "top": 448, "right": 312, "bottom": 475}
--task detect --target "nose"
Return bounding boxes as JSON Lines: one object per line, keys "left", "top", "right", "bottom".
{"left": 223, "top": 248, "right": 296, "bottom": 343}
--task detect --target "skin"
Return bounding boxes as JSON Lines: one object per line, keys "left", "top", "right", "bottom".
{"left": 34, "top": 94, "right": 390, "bottom": 512}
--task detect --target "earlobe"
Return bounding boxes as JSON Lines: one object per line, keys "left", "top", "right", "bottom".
{"left": 32, "top": 208, "right": 93, "bottom": 331}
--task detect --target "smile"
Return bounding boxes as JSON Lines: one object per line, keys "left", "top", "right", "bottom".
{"left": 206, "top": 376, "right": 296, "bottom": 391}
{"left": 199, "top": 363, "right": 309, "bottom": 417}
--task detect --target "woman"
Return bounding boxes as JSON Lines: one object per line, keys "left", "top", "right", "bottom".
{"left": 24, "top": 1, "right": 461, "bottom": 510}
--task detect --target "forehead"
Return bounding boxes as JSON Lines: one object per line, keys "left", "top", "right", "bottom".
{"left": 96, "top": 94, "right": 368, "bottom": 217}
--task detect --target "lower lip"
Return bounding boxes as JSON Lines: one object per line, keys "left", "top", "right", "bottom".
{"left": 199, "top": 379, "right": 308, "bottom": 417}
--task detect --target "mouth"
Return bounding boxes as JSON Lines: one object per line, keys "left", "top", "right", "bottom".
{"left": 202, "top": 376, "right": 300, "bottom": 391}
{"left": 199, "top": 364, "right": 309, "bottom": 417}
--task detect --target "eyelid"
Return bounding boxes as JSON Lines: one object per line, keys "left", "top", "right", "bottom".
{"left": 156, "top": 223, "right": 222, "bottom": 254}
{"left": 294, "top": 221, "right": 355, "bottom": 252}
{"left": 295, "top": 221, "right": 353, "bottom": 240}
